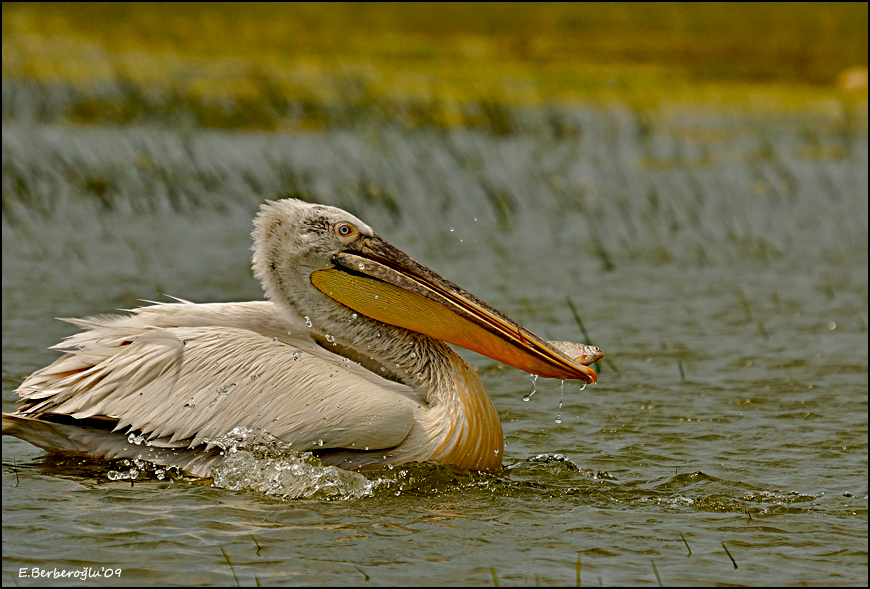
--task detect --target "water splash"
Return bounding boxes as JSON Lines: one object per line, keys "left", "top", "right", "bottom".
{"left": 522, "top": 374, "right": 539, "bottom": 402}
{"left": 107, "top": 458, "right": 182, "bottom": 482}
{"left": 209, "top": 427, "right": 372, "bottom": 500}
{"left": 555, "top": 380, "right": 565, "bottom": 423}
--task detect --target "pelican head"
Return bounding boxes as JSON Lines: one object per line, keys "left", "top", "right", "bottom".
{"left": 251, "top": 200, "right": 377, "bottom": 331}
{"left": 252, "top": 199, "right": 597, "bottom": 383}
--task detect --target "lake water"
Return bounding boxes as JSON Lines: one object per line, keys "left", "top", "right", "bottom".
{"left": 2, "top": 103, "right": 867, "bottom": 585}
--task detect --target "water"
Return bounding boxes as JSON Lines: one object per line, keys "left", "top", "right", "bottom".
{"left": 2, "top": 104, "right": 867, "bottom": 585}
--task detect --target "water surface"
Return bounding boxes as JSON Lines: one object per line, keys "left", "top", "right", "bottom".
{"left": 2, "top": 105, "right": 867, "bottom": 585}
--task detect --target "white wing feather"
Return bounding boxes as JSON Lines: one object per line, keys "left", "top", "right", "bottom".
{"left": 14, "top": 302, "right": 420, "bottom": 453}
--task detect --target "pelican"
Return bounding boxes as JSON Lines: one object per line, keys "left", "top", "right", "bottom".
{"left": 3, "top": 199, "right": 602, "bottom": 477}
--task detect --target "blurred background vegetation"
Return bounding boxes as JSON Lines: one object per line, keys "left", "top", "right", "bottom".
{"left": 3, "top": 2, "right": 867, "bottom": 131}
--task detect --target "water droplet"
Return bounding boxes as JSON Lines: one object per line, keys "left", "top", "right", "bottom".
{"left": 579, "top": 383, "right": 587, "bottom": 391}
{"left": 374, "top": 295, "right": 379, "bottom": 299}
{"left": 449, "top": 227, "right": 454, "bottom": 232}
{"left": 250, "top": 374, "right": 260, "bottom": 382}
{"left": 473, "top": 217, "right": 478, "bottom": 222}
{"left": 286, "top": 331, "right": 292, "bottom": 336}
{"left": 127, "top": 433, "right": 145, "bottom": 445}
{"left": 293, "top": 351, "right": 302, "bottom": 361}
{"left": 358, "top": 262, "right": 365, "bottom": 270}
{"left": 183, "top": 402, "right": 195, "bottom": 410}
{"left": 523, "top": 374, "right": 539, "bottom": 401}
{"left": 351, "top": 313, "right": 358, "bottom": 319}
{"left": 317, "top": 439, "right": 324, "bottom": 447}
{"left": 494, "top": 448, "right": 500, "bottom": 455}
{"left": 554, "top": 379, "right": 566, "bottom": 424}
{"left": 272, "top": 337, "right": 278, "bottom": 343}
{"left": 325, "top": 334, "right": 335, "bottom": 343}
{"left": 304, "top": 316, "right": 313, "bottom": 328}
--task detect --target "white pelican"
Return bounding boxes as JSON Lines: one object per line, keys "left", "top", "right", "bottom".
{"left": 3, "top": 199, "right": 601, "bottom": 477}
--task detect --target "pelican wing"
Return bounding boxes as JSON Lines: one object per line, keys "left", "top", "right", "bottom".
{"left": 2, "top": 414, "right": 228, "bottom": 477}
{"left": 14, "top": 303, "right": 420, "bottom": 453}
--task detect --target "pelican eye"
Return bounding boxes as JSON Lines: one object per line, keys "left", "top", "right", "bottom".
{"left": 334, "top": 223, "right": 357, "bottom": 239}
